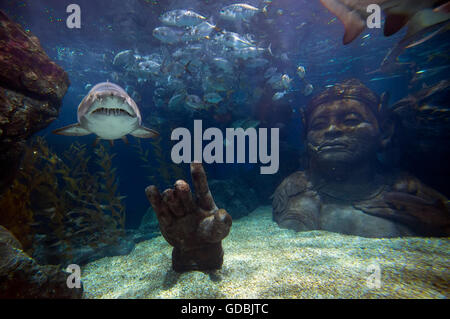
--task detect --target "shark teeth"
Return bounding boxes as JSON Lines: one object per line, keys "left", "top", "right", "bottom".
{"left": 92, "top": 107, "right": 135, "bottom": 117}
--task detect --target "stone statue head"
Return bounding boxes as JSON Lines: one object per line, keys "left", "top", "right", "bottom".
{"left": 302, "top": 79, "right": 393, "bottom": 169}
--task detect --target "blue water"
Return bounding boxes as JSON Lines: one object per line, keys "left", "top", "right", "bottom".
{"left": 1, "top": 0, "right": 449, "bottom": 229}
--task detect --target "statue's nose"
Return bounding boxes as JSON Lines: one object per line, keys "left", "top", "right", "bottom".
{"left": 324, "top": 124, "right": 343, "bottom": 139}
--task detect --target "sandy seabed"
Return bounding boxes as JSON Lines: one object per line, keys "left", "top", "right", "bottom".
{"left": 82, "top": 206, "right": 450, "bottom": 299}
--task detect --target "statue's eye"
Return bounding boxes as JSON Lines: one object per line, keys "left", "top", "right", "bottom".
{"left": 310, "top": 121, "right": 327, "bottom": 130}
{"left": 343, "top": 114, "right": 362, "bottom": 126}
{"left": 344, "top": 119, "right": 360, "bottom": 126}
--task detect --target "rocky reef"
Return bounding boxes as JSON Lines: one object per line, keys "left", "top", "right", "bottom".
{"left": 0, "top": 225, "right": 82, "bottom": 298}
{"left": 0, "top": 10, "right": 79, "bottom": 298}
{"left": 82, "top": 206, "right": 449, "bottom": 299}
{"left": 0, "top": 10, "right": 69, "bottom": 194}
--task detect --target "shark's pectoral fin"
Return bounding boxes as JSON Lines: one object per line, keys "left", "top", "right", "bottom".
{"left": 320, "top": 0, "right": 366, "bottom": 44}
{"left": 52, "top": 123, "right": 91, "bottom": 136}
{"left": 130, "top": 126, "right": 159, "bottom": 138}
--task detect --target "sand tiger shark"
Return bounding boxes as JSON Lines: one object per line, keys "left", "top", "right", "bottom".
{"left": 320, "top": 0, "right": 450, "bottom": 45}
{"left": 53, "top": 82, "right": 159, "bottom": 144}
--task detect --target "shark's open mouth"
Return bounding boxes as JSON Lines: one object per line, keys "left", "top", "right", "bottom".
{"left": 91, "top": 107, "right": 135, "bottom": 117}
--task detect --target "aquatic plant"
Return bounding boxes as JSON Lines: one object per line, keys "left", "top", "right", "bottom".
{"left": 94, "top": 143, "right": 126, "bottom": 229}
{"left": 0, "top": 137, "right": 60, "bottom": 249}
{"left": 0, "top": 137, "right": 126, "bottom": 261}
{"left": 133, "top": 135, "right": 187, "bottom": 190}
{"left": 152, "top": 136, "right": 172, "bottom": 185}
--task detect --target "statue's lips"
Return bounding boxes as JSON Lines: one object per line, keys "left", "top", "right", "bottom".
{"left": 319, "top": 142, "right": 348, "bottom": 151}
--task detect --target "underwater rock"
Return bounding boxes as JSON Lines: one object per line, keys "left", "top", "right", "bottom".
{"left": 31, "top": 231, "right": 136, "bottom": 267}
{"left": 139, "top": 206, "right": 161, "bottom": 234}
{"left": 81, "top": 206, "right": 450, "bottom": 299}
{"left": 208, "top": 179, "right": 260, "bottom": 220}
{"left": 30, "top": 209, "right": 138, "bottom": 267}
{"left": 0, "top": 225, "right": 83, "bottom": 298}
{"left": 30, "top": 207, "right": 137, "bottom": 267}
{"left": 0, "top": 10, "right": 69, "bottom": 194}
{"left": 392, "top": 80, "right": 450, "bottom": 196}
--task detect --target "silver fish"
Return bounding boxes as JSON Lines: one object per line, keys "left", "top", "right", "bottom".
{"left": 204, "top": 92, "right": 223, "bottom": 104}
{"left": 272, "top": 91, "right": 288, "bottom": 101}
{"left": 153, "top": 26, "right": 184, "bottom": 44}
{"left": 264, "top": 67, "right": 278, "bottom": 79}
{"left": 304, "top": 83, "right": 314, "bottom": 96}
{"left": 160, "top": 9, "right": 206, "bottom": 27}
{"left": 219, "top": 3, "right": 267, "bottom": 21}
{"left": 212, "top": 57, "right": 234, "bottom": 73}
{"left": 113, "top": 50, "right": 135, "bottom": 68}
{"left": 281, "top": 74, "right": 292, "bottom": 90}
{"left": 247, "top": 58, "right": 269, "bottom": 68}
{"left": 181, "top": 21, "right": 219, "bottom": 42}
{"left": 186, "top": 94, "right": 207, "bottom": 109}
{"left": 221, "top": 31, "right": 255, "bottom": 49}
{"left": 232, "top": 44, "right": 272, "bottom": 60}
{"left": 53, "top": 82, "right": 158, "bottom": 141}
{"left": 296, "top": 65, "right": 306, "bottom": 79}
{"left": 168, "top": 92, "right": 187, "bottom": 111}
{"left": 138, "top": 60, "right": 161, "bottom": 75}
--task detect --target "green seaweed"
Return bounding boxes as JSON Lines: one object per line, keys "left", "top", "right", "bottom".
{"left": 94, "top": 143, "right": 126, "bottom": 229}
{"left": 0, "top": 137, "right": 126, "bottom": 260}
{"left": 133, "top": 134, "right": 187, "bottom": 190}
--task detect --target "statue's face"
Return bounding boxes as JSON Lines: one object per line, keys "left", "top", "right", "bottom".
{"left": 306, "top": 99, "right": 380, "bottom": 166}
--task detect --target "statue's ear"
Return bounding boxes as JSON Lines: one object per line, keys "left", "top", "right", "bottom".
{"left": 379, "top": 117, "right": 395, "bottom": 148}
{"left": 378, "top": 92, "right": 394, "bottom": 148}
